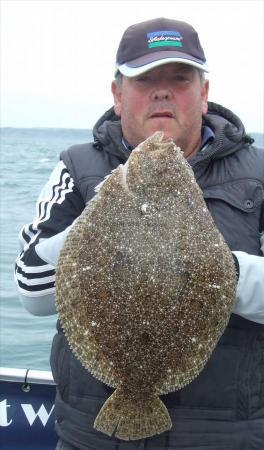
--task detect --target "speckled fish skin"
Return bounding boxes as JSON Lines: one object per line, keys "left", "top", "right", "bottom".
{"left": 55, "top": 131, "right": 237, "bottom": 441}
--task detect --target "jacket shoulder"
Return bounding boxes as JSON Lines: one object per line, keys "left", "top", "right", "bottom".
{"left": 250, "top": 144, "right": 264, "bottom": 157}
{"left": 242, "top": 144, "right": 264, "bottom": 180}
{"left": 59, "top": 142, "right": 114, "bottom": 203}
{"left": 60, "top": 142, "right": 96, "bottom": 168}
{"left": 60, "top": 141, "right": 107, "bottom": 180}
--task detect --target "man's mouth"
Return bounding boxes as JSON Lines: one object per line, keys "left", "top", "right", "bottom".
{"left": 150, "top": 111, "right": 174, "bottom": 119}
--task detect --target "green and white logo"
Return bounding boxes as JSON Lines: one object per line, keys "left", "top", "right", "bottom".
{"left": 147, "top": 30, "right": 183, "bottom": 49}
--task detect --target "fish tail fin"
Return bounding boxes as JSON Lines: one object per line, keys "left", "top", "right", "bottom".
{"left": 94, "top": 388, "right": 172, "bottom": 441}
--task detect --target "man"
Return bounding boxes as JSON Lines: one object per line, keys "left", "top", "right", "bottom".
{"left": 15, "top": 18, "right": 264, "bottom": 450}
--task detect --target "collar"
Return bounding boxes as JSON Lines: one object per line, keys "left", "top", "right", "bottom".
{"left": 200, "top": 125, "right": 215, "bottom": 151}
{"left": 122, "top": 126, "right": 215, "bottom": 155}
{"left": 122, "top": 137, "right": 134, "bottom": 154}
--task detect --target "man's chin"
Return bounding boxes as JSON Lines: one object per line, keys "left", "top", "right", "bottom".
{"left": 146, "top": 127, "right": 178, "bottom": 143}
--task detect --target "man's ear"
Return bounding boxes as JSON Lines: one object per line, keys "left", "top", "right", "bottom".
{"left": 111, "top": 81, "right": 122, "bottom": 117}
{"left": 201, "top": 79, "right": 209, "bottom": 115}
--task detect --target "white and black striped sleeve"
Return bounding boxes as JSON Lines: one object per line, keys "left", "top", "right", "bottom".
{"left": 14, "top": 160, "right": 85, "bottom": 316}
{"left": 232, "top": 231, "right": 264, "bottom": 324}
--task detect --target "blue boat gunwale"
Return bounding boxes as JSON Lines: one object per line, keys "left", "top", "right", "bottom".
{"left": 0, "top": 366, "right": 57, "bottom": 449}
{"left": 0, "top": 366, "right": 55, "bottom": 385}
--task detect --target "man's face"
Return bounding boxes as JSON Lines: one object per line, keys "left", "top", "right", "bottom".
{"left": 112, "top": 63, "right": 209, "bottom": 156}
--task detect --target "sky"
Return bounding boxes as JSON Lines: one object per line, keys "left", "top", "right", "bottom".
{"left": 1, "top": 0, "right": 264, "bottom": 132}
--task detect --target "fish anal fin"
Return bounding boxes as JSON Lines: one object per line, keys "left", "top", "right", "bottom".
{"left": 94, "top": 388, "right": 172, "bottom": 441}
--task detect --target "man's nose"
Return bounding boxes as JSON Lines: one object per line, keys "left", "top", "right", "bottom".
{"left": 151, "top": 88, "right": 173, "bottom": 101}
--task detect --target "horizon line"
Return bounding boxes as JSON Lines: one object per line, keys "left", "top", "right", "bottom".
{"left": 1, "top": 126, "right": 263, "bottom": 135}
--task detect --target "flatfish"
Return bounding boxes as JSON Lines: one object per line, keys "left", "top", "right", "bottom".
{"left": 55, "top": 132, "right": 236, "bottom": 440}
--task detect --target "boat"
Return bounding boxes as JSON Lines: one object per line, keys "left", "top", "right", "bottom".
{"left": 0, "top": 367, "right": 57, "bottom": 449}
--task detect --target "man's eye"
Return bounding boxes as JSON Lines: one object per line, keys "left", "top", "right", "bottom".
{"left": 174, "top": 75, "right": 189, "bottom": 82}
{"left": 136, "top": 76, "right": 150, "bottom": 82}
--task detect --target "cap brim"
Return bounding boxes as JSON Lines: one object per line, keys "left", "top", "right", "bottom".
{"left": 116, "top": 51, "right": 209, "bottom": 77}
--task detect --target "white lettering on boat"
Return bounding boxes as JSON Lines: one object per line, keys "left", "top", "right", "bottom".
{"left": 0, "top": 400, "right": 12, "bottom": 426}
{"left": 21, "top": 404, "right": 55, "bottom": 426}
{"left": 0, "top": 399, "right": 54, "bottom": 427}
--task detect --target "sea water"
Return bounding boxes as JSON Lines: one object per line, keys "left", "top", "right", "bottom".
{"left": 0, "top": 127, "right": 92, "bottom": 371}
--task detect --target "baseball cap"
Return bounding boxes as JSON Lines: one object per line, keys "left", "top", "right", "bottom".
{"left": 115, "top": 17, "right": 209, "bottom": 77}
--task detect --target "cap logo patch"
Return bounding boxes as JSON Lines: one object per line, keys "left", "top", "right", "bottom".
{"left": 147, "top": 30, "right": 183, "bottom": 49}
